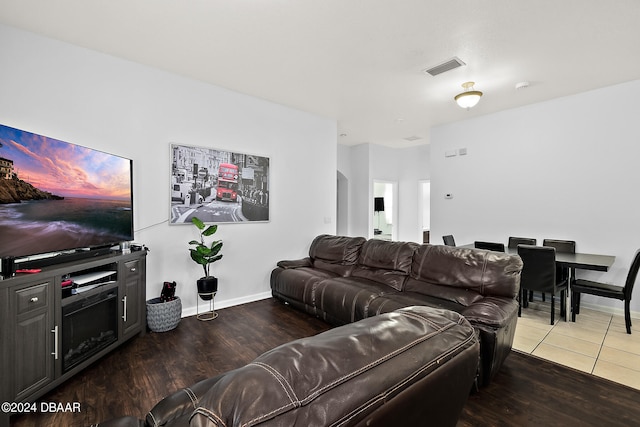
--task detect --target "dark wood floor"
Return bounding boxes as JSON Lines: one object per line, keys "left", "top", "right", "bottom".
{"left": 11, "top": 298, "right": 640, "bottom": 427}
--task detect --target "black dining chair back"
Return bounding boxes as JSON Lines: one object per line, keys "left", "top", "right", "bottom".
{"left": 474, "top": 241, "right": 505, "bottom": 252}
{"left": 625, "top": 250, "right": 640, "bottom": 301}
{"left": 443, "top": 235, "right": 456, "bottom": 246}
{"left": 508, "top": 237, "right": 536, "bottom": 249}
{"left": 517, "top": 245, "right": 567, "bottom": 324}
{"left": 542, "top": 239, "right": 576, "bottom": 254}
{"left": 572, "top": 249, "right": 640, "bottom": 334}
{"left": 542, "top": 238, "right": 576, "bottom": 284}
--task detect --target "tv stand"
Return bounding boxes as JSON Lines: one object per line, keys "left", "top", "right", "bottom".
{"left": 0, "top": 250, "right": 147, "bottom": 427}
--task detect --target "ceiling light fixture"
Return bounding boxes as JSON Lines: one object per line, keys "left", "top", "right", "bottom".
{"left": 454, "top": 81, "right": 483, "bottom": 109}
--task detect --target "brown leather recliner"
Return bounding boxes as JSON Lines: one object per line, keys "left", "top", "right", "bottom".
{"left": 91, "top": 306, "right": 479, "bottom": 427}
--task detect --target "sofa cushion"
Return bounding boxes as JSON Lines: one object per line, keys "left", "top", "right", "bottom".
{"left": 314, "top": 277, "right": 392, "bottom": 324}
{"left": 408, "top": 245, "right": 522, "bottom": 298}
{"left": 309, "top": 234, "right": 366, "bottom": 276}
{"left": 271, "top": 266, "right": 340, "bottom": 309}
{"left": 351, "top": 239, "right": 418, "bottom": 290}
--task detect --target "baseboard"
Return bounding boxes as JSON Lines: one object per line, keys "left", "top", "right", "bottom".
{"left": 576, "top": 301, "right": 639, "bottom": 320}
{"left": 180, "top": 291, "right": 273, "bottom": 318}
{"left": 178, "top": 292, "right": 639, "bottom": 323}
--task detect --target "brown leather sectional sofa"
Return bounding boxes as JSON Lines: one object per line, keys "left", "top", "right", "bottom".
{"left": 92, "top": 306, "right": 479, "bottom": 427}
{"left": 270, "top": 234, "right": 523, "bottom": 386}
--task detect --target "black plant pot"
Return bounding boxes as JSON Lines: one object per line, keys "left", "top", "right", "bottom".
{"left": 197, "top": 276, "right": 218, "bottom": 300}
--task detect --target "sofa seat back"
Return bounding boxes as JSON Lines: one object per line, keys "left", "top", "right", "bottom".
{"left": 407, "top": 245, "right": 522, "bottom": 300}
{"left": 351, "top": 239, "right": 418, "bottom": 290}
{"left": 309, "top": 234, "right": 366, "bottom": 276}
{"left": 189, "top": 306, "right": 478, "bottom": 427}
{"left": 367, "top": 291, "right": 469, "bottom": 317}
{"left": 403, "top": 280, "right": 484, "bottom": 307}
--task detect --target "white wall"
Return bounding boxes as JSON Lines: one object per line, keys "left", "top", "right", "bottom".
{"left": 338, "top": 143, "right": 430, "bottom": 243}
{"left": 341, "top": 144, "right": 371, "bottom": 238}
{"left": 0, "top": 24, "right": 337, "bottom": 315}
{"left": 431, "top": 79, "right": 640, "bottom": 314}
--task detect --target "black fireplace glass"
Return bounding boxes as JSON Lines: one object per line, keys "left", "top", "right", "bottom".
{"left": 62, "top": 284, "right": 118, "bottom": 373}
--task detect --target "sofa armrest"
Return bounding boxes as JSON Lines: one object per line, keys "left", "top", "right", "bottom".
{"left": 277, "top": 257, "right": 313, "bottom": 269}
{"left": 460, "top": 297, "right": 519, "bottom": 329}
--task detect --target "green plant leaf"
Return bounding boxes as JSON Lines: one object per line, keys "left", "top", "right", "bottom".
{"left": 190, "top": 250, "right": 207, "bottom": 265}
{"left": 203, "top": 224, "right": 218, "bottom": 236}
{"left": 209, "top": 242, "right": 223, "bottom": 255}
{"left": 192, "top": 217, "right": 205, "bottom": 230}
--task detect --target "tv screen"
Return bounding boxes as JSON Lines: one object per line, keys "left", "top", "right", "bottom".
{"left": 0, "top": 123, "right": 133, "bottom": 260}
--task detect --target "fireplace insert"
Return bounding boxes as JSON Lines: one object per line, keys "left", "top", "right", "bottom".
{"left": 61, "top": 283, "right": 118, "bottom": 373}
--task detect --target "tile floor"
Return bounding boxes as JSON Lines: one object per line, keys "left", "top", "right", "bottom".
{"left": 514, "top": 298, "right": 640, "bottom": 390}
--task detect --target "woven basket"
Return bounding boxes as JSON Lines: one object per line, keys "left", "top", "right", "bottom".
{"left": 146, "top": 297, "right": 182, "bottom": 332}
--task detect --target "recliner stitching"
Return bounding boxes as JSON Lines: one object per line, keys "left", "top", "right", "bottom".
{"left": 480, "top": 253, "right": 488, "bottom": 295}
{"left": 184, "top": 387, "right": 198, "bottom": 407}
{"left": 146, "top": 386, "right": 200, "bottom": 427}
{"left": 251, "top": 361, "right": 300, "bottom": 404}
{"left": 191, "top": 406, "right": 226, "bottom": 427}
{"left": 147, "top": 410, "right": 158, "bottom": 427}
{"left": 243, "top": 361, "right": 300, "bottom": 425}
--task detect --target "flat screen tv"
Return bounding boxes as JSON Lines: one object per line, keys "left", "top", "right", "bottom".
{"left": 0, "top": 123, "right": 133, "bottom": 264}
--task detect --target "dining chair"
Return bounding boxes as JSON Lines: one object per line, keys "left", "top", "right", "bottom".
{"left": 539, "top": 239, "right": 576, "bottom": 303}
{"left": 517, "top": 245, "right": 567, "bottom": 324}
{"left": 508, "top": 237, "right": 536, "bottom": 249}
{"left": 443, "top": 235, "right": 456, "bottom": 246}
{"left": 509, "top": 237, "right": 539, "bottom": 303}
{"left": 571, "top": 249, "right": 640, "bottom": 334}
{"left": 542, "top": 239, "right": 576, "bottom": 254}
{"left": 474, "top": 241, "right": 505, "bottom": 252}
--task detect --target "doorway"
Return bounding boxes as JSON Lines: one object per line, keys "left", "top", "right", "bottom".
{"left": 372, "top": 180, "right": 397, "bottom": 241}
{"left": 419, "top": 180, "right": 431, "bottom": 243}
{"left": 337, "top": 171, "right": 348, "bottom": 235}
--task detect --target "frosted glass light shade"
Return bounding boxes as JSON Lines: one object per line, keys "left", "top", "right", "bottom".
{"left": 455, "top": 91, "right": 482, "bottom": 108}
{"left": 454, "top": 82, "right": 483, "bottom": 109}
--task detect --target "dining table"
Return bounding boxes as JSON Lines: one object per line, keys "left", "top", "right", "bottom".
{"left": 460, "top": 244, "right": 616, "bottom": 321}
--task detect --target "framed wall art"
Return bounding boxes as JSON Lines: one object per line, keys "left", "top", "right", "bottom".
{"left": 170, "top": 143, "right": 270, "bottom": 224}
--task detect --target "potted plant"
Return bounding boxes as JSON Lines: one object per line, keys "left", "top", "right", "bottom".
{"left": 189, "top": 217, "right": 223, "bottom": 300}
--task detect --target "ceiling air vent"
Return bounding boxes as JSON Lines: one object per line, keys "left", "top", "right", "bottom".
{"left": 423, "top": 57, "right": 466, "bottom": 77}
{"left": 403, "top": 135, "right": 422, "bottom": 142}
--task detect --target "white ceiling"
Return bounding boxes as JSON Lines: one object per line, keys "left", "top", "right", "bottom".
{"left": 1, "top": 0, "right": 640, "bottom": 147}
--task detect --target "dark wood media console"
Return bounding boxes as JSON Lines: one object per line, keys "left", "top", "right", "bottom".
{"left": 0, "top": 250, "right": 147, "bottom": 427}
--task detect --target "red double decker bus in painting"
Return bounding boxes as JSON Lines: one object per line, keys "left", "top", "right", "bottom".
{"left": 216, "top": 163, "right": 239, "bottom": 201}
